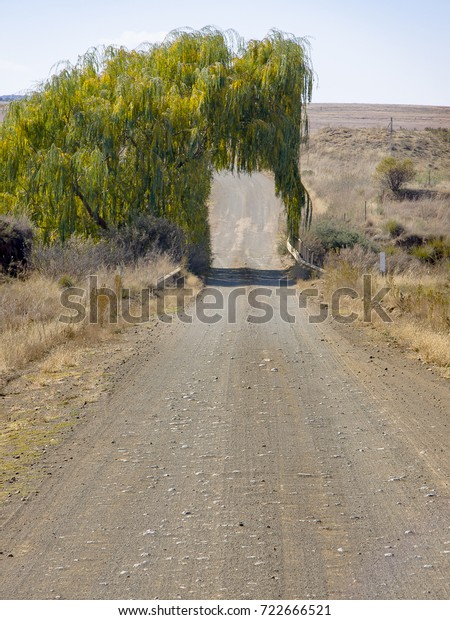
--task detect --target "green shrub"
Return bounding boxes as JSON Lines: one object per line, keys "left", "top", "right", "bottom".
{"left": 303, "top": 220, "right": 375, "bottom": 265}
{"left": 375, "top": 157, "right": 415, "bottom": 195}
{"left": 58, "top": 275, "right": 76, "bottom": 288}
{"left": 410, "top": 238, "right": 450, "bottom": 264}
{"left": 313, "top": 221, "right": 372, "bottom": 251}
{"left": 385, "top": 219, "right": 406, "bottom": 238}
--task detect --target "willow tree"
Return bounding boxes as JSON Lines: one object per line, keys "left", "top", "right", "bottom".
{"left": 0, "top": 28, "right": 313, "bottom": 255}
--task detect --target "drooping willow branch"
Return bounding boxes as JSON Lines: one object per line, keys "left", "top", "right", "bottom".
{"left": 0, "top": 28, "right": 313, "bottom": 249}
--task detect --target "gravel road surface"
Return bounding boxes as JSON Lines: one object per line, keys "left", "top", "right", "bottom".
{"left": 0, "top": 173, "right": 448, "bottom": 599}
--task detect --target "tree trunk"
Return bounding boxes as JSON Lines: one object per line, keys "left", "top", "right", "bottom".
{"left": 72, "top": 183, "right": 108, "bottom": 230}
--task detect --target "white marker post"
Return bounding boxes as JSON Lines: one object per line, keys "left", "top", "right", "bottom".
{"left": 380, "top": 251, "right": 386, "bottom": 276}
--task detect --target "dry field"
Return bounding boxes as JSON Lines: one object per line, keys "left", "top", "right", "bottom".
{"left": 300, "top": 106, "right": 450, "bottom": 372}
{"left": 307, "top": 102, "right": 450, "bottom": 131}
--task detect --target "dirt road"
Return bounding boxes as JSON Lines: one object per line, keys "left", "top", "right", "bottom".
{"left": 209, "top": 172, "right": 283, "bottom": 270}
{"left": 1, "top": 173, "right": 449, "bottom": 599}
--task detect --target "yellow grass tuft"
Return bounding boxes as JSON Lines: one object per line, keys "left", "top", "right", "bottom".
{"left": 390, "top": 320, "right": 450, "bottom": 372}
{"left": 39, "top": 343, "right": 83, "bottom": 374}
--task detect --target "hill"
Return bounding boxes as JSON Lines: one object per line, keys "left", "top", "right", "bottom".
{"left": 307, "top": 102, "right": 450, "bottom": 132}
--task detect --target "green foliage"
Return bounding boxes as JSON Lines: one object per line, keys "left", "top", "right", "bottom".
{"left": 58, "top": 274, "right": 76, "bottom": 288}
{"left": 312, "top": 221, "right": 370, "bottom": 251}
{"left": 385, "top": 219, "right": 406, "bottom": 238}
{"left": 304, "top": 220, "right": 373, "bottom": 266}
{"left": 0, "top": 28, "right": 313, "bottom": 258}
{"left": 375, "top": 157, "right": 416, "bottom": 195}
{"left": 410, "top": 238, "right": 450, "bottom": 264}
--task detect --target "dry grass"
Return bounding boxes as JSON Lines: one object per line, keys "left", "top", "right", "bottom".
{"left": 390, "top": 322, "right": 449, "bottom": 372}
{"left": 38, "top": 343, "right": 83, "bottom": 374}
{"left": 379, "top": 196, "right": 449, "bottom": 238}
{"left": 301, "top": 136, "right": 382, "bottom": 218}
{"left": 0, "top": 276, "right": 74, "bottom": 373}
{"left": 322, "top": 249, "right": 450, "bottom": 371}
{"left": 119, "top": 254, "right": 177, "bottom": 293}
{"left": 0, "top": 254, "right": 200, "bottom": 376}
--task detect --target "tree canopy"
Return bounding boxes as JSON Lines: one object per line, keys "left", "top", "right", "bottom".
{"left": 0, "top": 28, "right": 313, "bottom": 256}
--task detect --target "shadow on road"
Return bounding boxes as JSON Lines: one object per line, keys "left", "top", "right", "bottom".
{"left": 206, "top": 267, "right": 295, "bottom": 287}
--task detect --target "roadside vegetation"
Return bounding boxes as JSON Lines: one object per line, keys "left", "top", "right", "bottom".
{"left": 0, "top": 215, "right": 203, "bottom": 377}
{"left": 300, "top": 127, "right": 450, "bottom": 372}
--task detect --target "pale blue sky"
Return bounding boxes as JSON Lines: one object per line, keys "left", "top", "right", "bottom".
{"left": 0, "top": 0, "right": 449, "bottom": 105}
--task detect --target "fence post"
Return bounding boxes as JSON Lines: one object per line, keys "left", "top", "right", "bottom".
{"left": 380, "top": 251, "right": 386, "bottom": 275}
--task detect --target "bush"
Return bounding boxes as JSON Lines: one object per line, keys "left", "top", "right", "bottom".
{"left": 324, "top": 245, "right": 379, "bottom": 273}
{"left": 385, "top": 219, "right": 406, "bottom": 238}
{"left": 105, "top": 215, "right": 186, "bottom": 264}
{"left": 30, "top": 215, "right": 188, "bottom": 279}
{"left": 30, "top": 237, "right": 113, "bottom": 279}
{"left": 395, "top": 233, "right": 425, "bottom": 249}
{"left": 186, "top": 240, "right": 211, "bottom": 275}
{"left": 0, "top": 216, "right": 33, "bottom": 275}
{"left": 375, "top": 157, "right": 415, "bottom": 196}
{"left": 410, "top": 238, "right": 450, "bottom": 264}
{"left": 58, "top": 275, "right": 76, "bottom": 289}
{"left": 303, "top": 220, "right": 374, "bottom": 264}
{"left": 107, "top": 214, "right": 211, "bottom": 274}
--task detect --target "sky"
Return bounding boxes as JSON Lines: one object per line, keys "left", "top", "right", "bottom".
{"left": 0, "top": 0, "right": 449, "bottom": 105}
